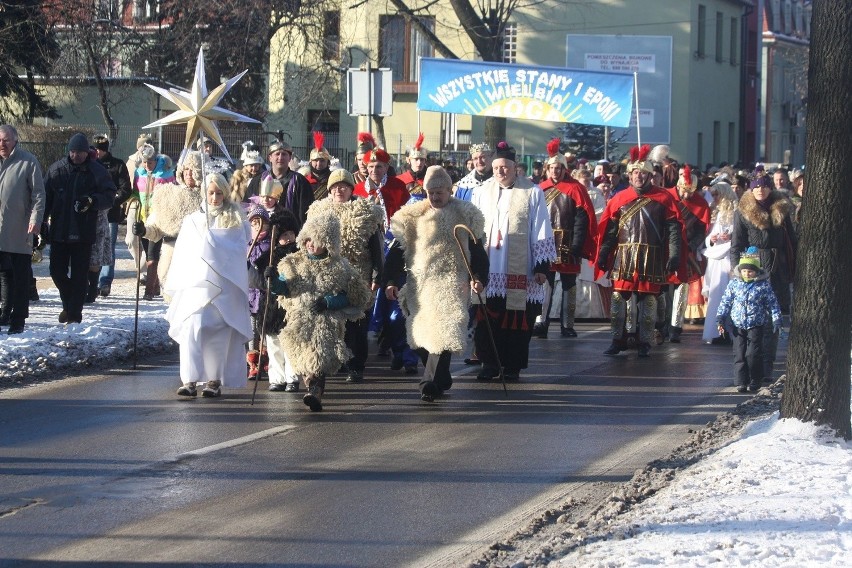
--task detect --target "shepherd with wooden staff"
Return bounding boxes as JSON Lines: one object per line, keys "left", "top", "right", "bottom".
{"left": 383, "top": 165, "right": 490, "bottom": 402}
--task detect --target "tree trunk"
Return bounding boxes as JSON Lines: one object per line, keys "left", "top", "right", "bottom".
{"left": 779, "top": 0, "right": 852, "bottom": 439}
{"left": 483, "top": 116, "right": 506, "bottom": 149}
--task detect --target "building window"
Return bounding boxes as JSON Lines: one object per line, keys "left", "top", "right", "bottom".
{"left": 306, "top": 109, "right": 340, "bottom": 152}
{"left": 323, "top": 11, "right": 340, "bottom": 61}
{"left": 713, "top": 120, "right": 720, "bottom": 165}
{"left": 379, "top": 15, "right": 435, "bottom": 84}
{"left": 729, "top": 17, "right": 738, "bottom": 65}
{"left": 728, "top": 122, "right": 736, "bottom": 163}
{"left": 503, "top": 23, "right": 518, "bottom": 63}
{"left": 697, "top": 5, "right": 706, "bottom": 58}
{"left": 715, "top": 12, "right": 724, "bottom": 62}
{"left": 134, "top": 0, "right": 159, "bottom": 23}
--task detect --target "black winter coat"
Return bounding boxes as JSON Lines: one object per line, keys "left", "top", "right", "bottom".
{"left": 44, "top": 156, "right": 116, "bottom": 244}
{"left": 96, "top": 153, "right": 133, "bottom": 223}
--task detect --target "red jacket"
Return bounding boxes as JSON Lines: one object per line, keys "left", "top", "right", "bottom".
{"left": 354, "top": 176, "right": 410, "bottom": 226}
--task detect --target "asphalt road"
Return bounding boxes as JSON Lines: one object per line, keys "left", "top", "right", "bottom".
{"left": 0, "top": 323, "right": 777, "bottom": 567}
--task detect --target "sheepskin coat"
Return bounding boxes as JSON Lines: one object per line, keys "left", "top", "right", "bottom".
{"left": 276, "top": 251, "right": 372, "bottom": 376}
{"left": 307, "top": 196, "right": 384, "bottom": 285}
{"left": 391, "top": 198, "right": 486, "bottom": 354}
{"left": 143, "top": 182, "right": 203, "bottom": 295}
{"left": 730, "top": 190, "right": 796, "bottom": 281}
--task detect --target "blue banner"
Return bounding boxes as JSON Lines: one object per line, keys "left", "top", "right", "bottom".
{"left": 417, "top": 58, "right": 634, "bottom": 127}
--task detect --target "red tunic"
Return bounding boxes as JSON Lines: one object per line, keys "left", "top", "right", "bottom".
{"left": 539, "top": 178, "right": 598, "bottom": 273}
{"left": 396, "top": 170, "right": 426, "bottom": 198}
{"left": 664, "top": 187, "right": 711, "bottom": 284}
{"left": 595, "top": 185, "right": 685, "bottom": 293}
{"left": 354, "top": 176, "right": 410, "bottom": 227}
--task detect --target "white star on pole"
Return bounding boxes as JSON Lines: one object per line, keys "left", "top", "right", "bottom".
{"left": 142, "top": 47, "right": 260, "bottom": 163}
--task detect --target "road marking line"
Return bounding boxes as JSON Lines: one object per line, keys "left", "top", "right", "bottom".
{"left": 176, "top": 425, "right": 296, "bottom": 460}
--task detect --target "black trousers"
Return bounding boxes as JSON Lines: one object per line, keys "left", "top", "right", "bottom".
{"left": 49, "top": 241, "right": 92, "bottom": 320}
{"left": 416, "top": 349, "right": 453, "bottom": 392}
{"left": 732, "top": 325, "right": 764, "bottom": 388}
{"left": 474, "top": 297, "right": 537, "bottom": 374}
{"left": 345, "top": 311, "right": 371, "bottom": 372}
{"left": 0, "top": 251, "right": 32, "bottom": 326}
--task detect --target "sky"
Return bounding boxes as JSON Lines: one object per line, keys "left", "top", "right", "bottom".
{"left": 2, "top": 256, "right": 851, "bottom": 567}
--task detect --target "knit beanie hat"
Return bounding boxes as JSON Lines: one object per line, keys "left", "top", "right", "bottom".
{"left": 68, "top": 133, "right": 89, "bottom": 152}
{"left": 327, "top": 168, "right": 355, "bottom": 189}
{"left": 423, "top": 165, "right": 452, "bottom": 190}
{"left": 736, "top": 246, "right": 762, "bottom": 274}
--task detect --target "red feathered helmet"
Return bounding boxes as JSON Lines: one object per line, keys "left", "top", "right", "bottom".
{"left": 407, "top": 132, "right": 428, "bottom": 159}
{"left": 356, "top": 132, "right": 376, "bottom": 154}
{"left": 544, "top": 138, "right": 567, "bottom": 168}
{"left": 309, "top": 131, "right": 331, "bottom": 161}
{"left": 677, "top": 163, "right": 696, "bottom": 193}
{"left": 626, "top": 144, "right": 654, "bottom": 174}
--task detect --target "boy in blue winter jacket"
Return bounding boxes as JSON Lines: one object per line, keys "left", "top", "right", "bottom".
{"left": 716, "top": 247, "right": 782, "bottom": 393}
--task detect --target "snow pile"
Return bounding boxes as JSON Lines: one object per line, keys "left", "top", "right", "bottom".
{"left": 555, "top": 412, "right": 852, "bottom": 566}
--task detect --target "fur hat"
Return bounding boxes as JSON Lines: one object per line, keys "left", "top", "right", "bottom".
{"left": 544, "top": 138, "right": 566, "bottom": 168}
{"left": 269, "top": 209, "right": 300, "bottom": 236}
{"left": 626, "top": 144, "right": 654, "bottom": 173}
{"left": 736, "top": 246, "right": 763, "bottom": 273}
{"left": 469, "top": 142, "right": 491, "bottom": 156}
{"left": 259, "top": 174, "right": 284, "bottom": 200}
{"left": 68, "top": 132, "right": 89, "bottom": 152}
{"left": 136, "top": 133, "right": 153, "bottom": 150}
{"left": 268, "top": 138, "right": 292, "bottom": 156}
{"left": 297, "top": 211, "right": 341, "bottom": 255}
{"left": 240, "top": 141, "right": 264, "bottom": 166}
{"left": 309, "top": 131, "right": 332, "bottom": 161}
{"left": 407, "top": 132, "right": 427, "bottom": 159}
{"left": 492, "top": 141, "right": 516, "bottom": 162}
{"left": 140, "top": 143, "right": 156, "bottom": 161}
{"left": 247, "top": 205, "right": 269, "bottom": 222}
{"left": 327, "top": 168, "right": 355, "bottom": 189}
{"left": 176, "top": 150, "right": 203, "bottom": 186}
{"left": 93, "top": 133, "right": 110, "bottom": 152}
{"left": 356, "top": 132, "right": 376, "bottom": 154}
{"left": 423, "top": 165, "right": 452, "bottom": 190}
{"left": 364, "top": 147, "right": 390, "bottom": 165}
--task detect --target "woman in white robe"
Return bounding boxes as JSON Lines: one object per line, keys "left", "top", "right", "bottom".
{"left": 164, "top": 173, "right": 252, "bottom": 397}
{"left": 701, "top": 181, "right": 738, "bottom": 343}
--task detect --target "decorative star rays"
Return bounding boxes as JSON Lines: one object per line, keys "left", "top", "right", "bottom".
{"left": 142, "top": 47, "right": 260, "bottom": 163}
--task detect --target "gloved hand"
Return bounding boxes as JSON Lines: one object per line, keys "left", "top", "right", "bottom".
{"left": 571, "top": 246, "right": 583, "bottom": 259}
{"left": 311, "top": 297, "right": 328, "bottom": 314}
{"left": 666, "top": 256, "right": 679, "bottom": 273}
{"left": 263, "top": 266, "right": 277, "bottom": 281}
{"left": 132, "top": 221, "right": 146, "bottom": 237}
{"left": 74, "top": 196, "right": 93, "bottom": 213}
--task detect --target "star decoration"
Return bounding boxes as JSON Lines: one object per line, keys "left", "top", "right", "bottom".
{"left": 142, "top": 47, "right": 260, "bottom": 163}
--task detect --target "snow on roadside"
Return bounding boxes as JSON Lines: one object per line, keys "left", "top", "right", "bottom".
{"left": 552, "top": 410, "right": 852, "bottom": 567}
{"left": 0, "top": 278, "right": 171, "bottom": 386}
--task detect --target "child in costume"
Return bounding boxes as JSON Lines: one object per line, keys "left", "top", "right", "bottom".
{"left": 246, "top": 206, "right": 273, "bottom": 380}
{"left": 265, "top": 212, "right": 372, "bottom": 410}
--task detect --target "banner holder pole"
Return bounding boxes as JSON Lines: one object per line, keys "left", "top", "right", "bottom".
{"left": 633, "top": 72, "right": 642, "bottom": 147}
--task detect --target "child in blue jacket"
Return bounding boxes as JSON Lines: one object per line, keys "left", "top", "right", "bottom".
{"left": 716, "top": 247, "right": 782, "bottom": 393}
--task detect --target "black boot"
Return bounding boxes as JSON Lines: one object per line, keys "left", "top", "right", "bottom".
{"left": 669, "top": 326, "right": 682, "bottom": 343}
{"left": 532, "top": 321, "right": 548, "bottom": 338}
{"left": 85, "top": 271, "right": 99, "bottom": 303}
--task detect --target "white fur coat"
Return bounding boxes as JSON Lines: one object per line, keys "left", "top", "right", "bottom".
{"left": 391, "top": 198, "right": 485, "bottom": 353}
{"left": 276, "top": 251, "right": 372, "bottom": 376}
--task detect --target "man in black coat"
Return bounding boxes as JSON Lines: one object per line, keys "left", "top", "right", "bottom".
{"left": 93, "top": 134, "right": 132, "bottom": 297}
{"left": 44, "top": 133, "right": 116, "bottom": 323}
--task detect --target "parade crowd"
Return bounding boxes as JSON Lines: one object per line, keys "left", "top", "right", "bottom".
{"left": 0, "top": 124, "right": 802, "bottom": 410}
